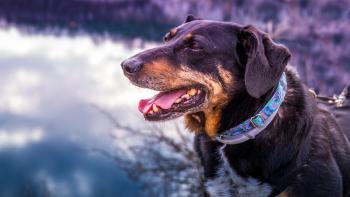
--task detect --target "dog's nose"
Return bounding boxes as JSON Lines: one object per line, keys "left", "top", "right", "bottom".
{"left": 121, "top": 58, "right": 143, "bottom": 75}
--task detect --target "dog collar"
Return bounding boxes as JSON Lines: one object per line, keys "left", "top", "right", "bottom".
{"left": 216, "top": 73, "right": 287, "bottom": 144}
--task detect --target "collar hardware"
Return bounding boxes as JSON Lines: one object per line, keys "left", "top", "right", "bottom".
{"left": 250, "top": 113, "right": 264, "bottom": 128}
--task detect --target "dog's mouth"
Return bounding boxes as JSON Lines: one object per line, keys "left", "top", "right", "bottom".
{"left": 138, "top": 86, "right": 207, "bottom": 121}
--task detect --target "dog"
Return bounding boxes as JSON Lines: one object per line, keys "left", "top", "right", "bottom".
{"left": 121, "top": 16, "right": 350, "bottom": 197}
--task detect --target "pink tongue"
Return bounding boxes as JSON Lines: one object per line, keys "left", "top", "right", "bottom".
{"left": 138, "top": 89, "right": 187, "bottom": 114}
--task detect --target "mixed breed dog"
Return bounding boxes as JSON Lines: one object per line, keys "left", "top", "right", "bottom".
{"left": 121, "top": 16, "right": 350, "bottom": 197}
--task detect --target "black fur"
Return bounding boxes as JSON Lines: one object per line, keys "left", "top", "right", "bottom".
{"left": 121, "top": 17, "right": 350, "bottom": 196}
{"left": 197, "top": 71, "right": 350, "bottom": 196}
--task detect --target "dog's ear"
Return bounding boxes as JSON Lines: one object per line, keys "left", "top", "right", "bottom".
{"left": 237, "top": 25, "right": 291, "bottom": 98}
{"left": 184, "top": 15, "right": 202, "bottom": 23}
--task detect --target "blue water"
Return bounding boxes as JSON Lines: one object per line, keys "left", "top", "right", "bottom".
{"left": 0, "top": 28, "right": 155, "bottom": 197}
{"left": 0, "top": 140, "right": 141, "bottom": 197}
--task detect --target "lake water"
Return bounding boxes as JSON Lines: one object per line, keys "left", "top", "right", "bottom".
{"left": 0, "top": 27, "right": 158, "bottom": 197}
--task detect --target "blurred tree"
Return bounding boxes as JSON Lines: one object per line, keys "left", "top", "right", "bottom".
{"left": 93, "top": 107, "right": 205, "bottom": 197}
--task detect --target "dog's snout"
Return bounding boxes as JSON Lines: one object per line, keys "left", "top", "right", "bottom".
{"left": 121, "top": 58, "right": 143, "bottom": 75}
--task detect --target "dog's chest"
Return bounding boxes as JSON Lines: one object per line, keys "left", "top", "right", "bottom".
{"left": 205, "top": 145, "right": 272, "bottom": 197}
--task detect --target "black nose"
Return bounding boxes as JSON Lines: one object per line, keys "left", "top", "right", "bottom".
{"left": 121, "top": 59, "right": 143, "bottom": 75}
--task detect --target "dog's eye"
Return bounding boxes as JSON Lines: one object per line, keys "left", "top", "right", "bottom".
{"left": 188, "top": 41, "right": 203, "bottom": 51}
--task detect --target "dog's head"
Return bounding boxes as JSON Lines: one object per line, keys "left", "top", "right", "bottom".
{"left": 121, "top": 16, "right": 290, "bottom": 137}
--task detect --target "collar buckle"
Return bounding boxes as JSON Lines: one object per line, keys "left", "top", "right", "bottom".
{"left": 250, "top": 113, "right": 264, "bottom": 128}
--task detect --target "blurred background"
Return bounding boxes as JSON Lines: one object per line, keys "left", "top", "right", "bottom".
{"left": 0, "top": 0, "right": 349, "bottom": 196}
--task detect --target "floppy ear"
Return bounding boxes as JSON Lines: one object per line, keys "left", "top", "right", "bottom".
{"left": 237, "top": 25, "right": 291, "bottom": 98}
{"left": 184, "top": 15, "right": 202, "bottom": 23}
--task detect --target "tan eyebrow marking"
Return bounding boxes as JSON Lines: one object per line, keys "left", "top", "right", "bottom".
{"left": 184, "top": 32, "right": 193, "bottom": 40}
{"left": 170, "top": 28, "right": 177, "bottom": 36}
{"left": 164, "top": 28, "right": 178, "bottom": 42}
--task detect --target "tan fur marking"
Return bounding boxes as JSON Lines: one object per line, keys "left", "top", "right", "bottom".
{"left": 164, "top": 28, "right": 178, "bottom": 42}
{"left": 170, "top": 28, "right": 177, "bottom": 37}
{"left": 145, "top": 58, "right": 175, "bottom": 73}
{"left": 184, "top": 33, "right": 193, "bottom": 40}
{"left": 179, "top": 65, "right": 231, "bottom": 137}
{"left": 204, "top": 108, "right": 223, "bottom": 137}
{"left": 276, "top": 192, "right": 289, "bottom": 197}
{"left": 184, "top": 113, "right": 204, "bottom": 133}
{"left": 217, "top": 64, "right": 234, "bottom": 85}
{"left": 143, "top": 59, "right": 193, "bottom": 89}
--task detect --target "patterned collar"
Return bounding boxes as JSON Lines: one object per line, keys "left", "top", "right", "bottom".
{"left": 216, "top": 73, "right": 287, "bottom": 144}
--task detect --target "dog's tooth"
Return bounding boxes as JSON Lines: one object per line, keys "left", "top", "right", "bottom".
{"left": 149, "top": 110, "right": 154, "bottom": 114}
{"left": 152, "top": 104, "right": 159, "bottom": 112}
{"left": 181, "top": 94, "right": 191, "bottom": 100}
{"left": 197, "top": 89, "right": 201, "bottom": 95}
{"left": 188, "top": 88, "right": 197, "bottom": 96}
{"left": 175, "top": 98, "right": 182, "bottom": 103}
{"left": 192, "top": 114, "right": 201, "bottom": 123}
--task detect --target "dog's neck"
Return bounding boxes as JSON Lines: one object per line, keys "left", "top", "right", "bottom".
{"left": 218, "top": 85, "right": 275, "bottom": 133}
{"left": 184, "top": 83, "right": 277, "bottom": 137}
{"left": 186, "top": 70, "right": 311, "bottom": 144}
{"left": 184, "top": 80, "right": 277, "bottom": 137}
{"left": 216, "top": 70, "right": 312, "bottom": 143}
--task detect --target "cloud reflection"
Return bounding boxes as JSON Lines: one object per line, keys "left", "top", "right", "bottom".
{"left": 0, "top": 27, "right": 157, "bottom": 115}
{"left": 0, "top": 69, "right": 41, "bottom": 115}
{"left": 0, "top": 27, "right": 147, "bottom": 196}
{"left": 34, "top": 170, "right": 89, "bottom": 197}
{"left": 0, "top": 127, "right": 44, "bottom": 149}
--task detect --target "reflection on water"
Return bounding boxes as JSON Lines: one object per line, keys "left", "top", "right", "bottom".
{"left": 0, "top": 28, "right": 157, "bottom": 196}
{"left": 0, "top": 141, "right": 139, "bottom": 197}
